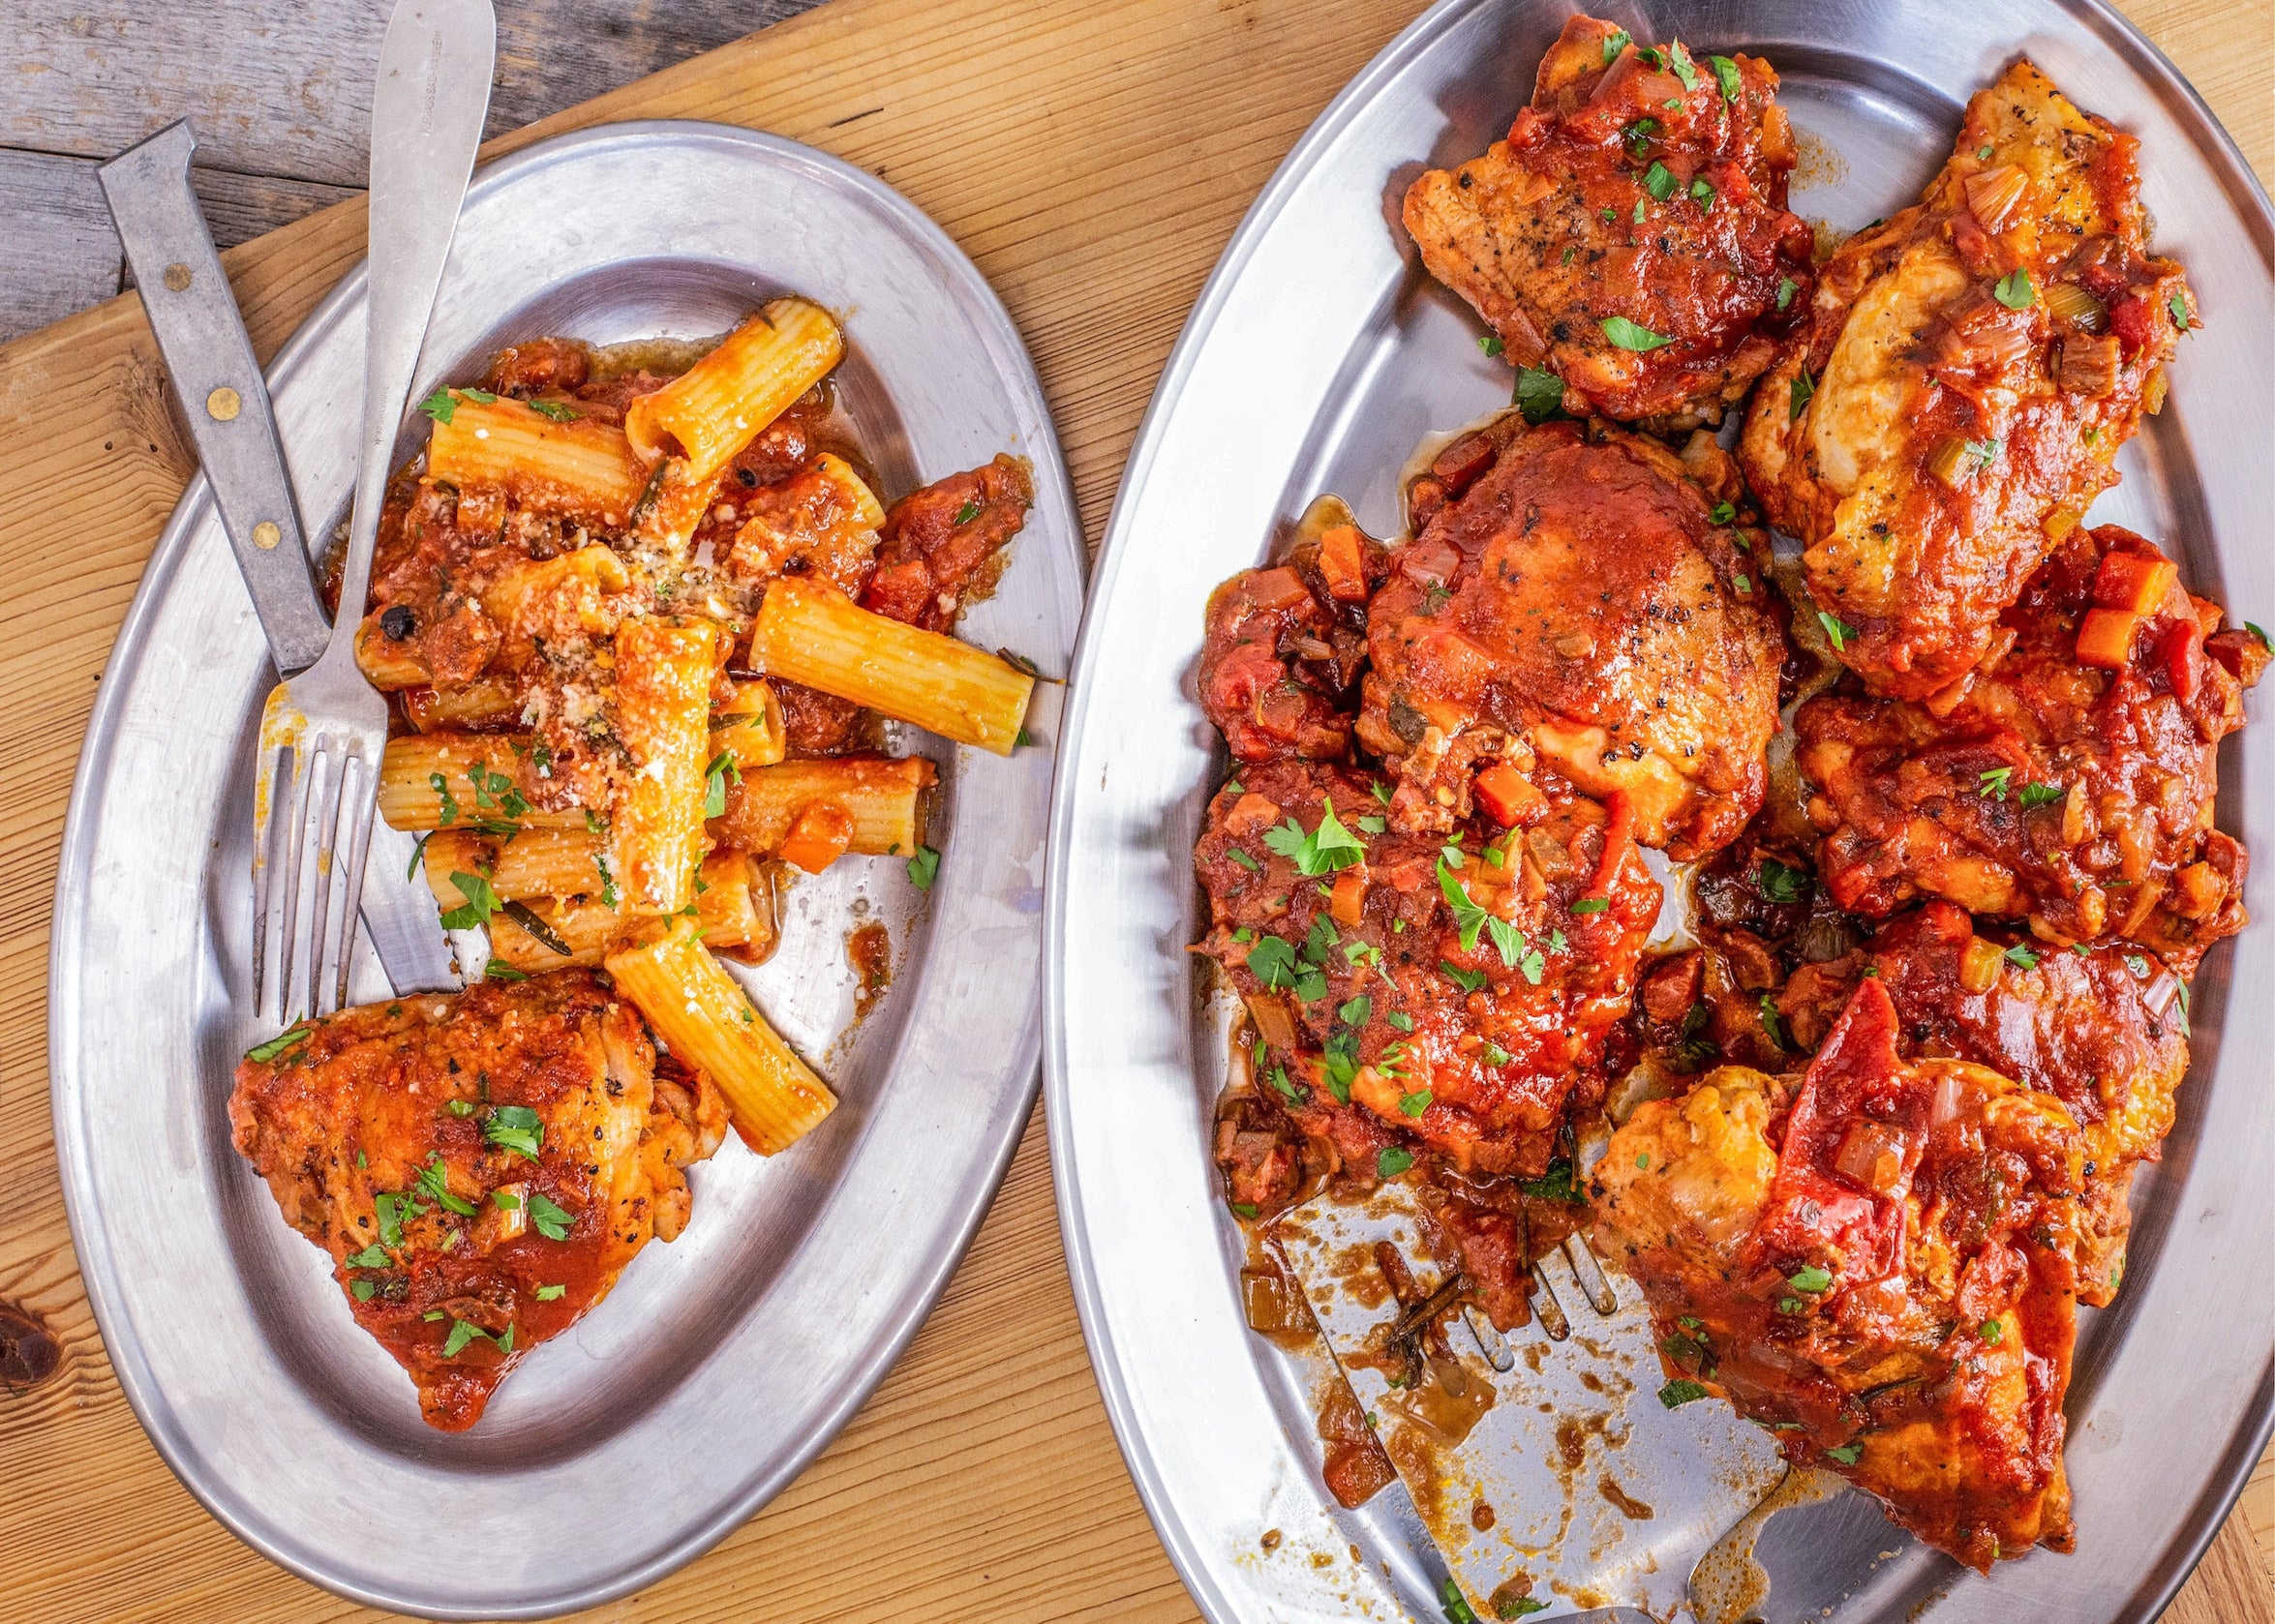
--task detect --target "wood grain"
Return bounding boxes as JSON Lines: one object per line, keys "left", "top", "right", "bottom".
{"left": 0, "top": 1, "right": 2267, "bottom": 1621}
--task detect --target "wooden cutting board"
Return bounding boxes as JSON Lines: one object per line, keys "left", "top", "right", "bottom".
{"left": 0, "top": 1, "right": 2266, "bottom": 1620}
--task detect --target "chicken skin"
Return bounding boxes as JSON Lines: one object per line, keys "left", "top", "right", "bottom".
{"left": 230, "top": 972, "right": 727, "bottom": 1429}
{"left": 1197, "top": 757, "right": 1660, "bottom": 1188}
{"left": 1404, "top": 15, "right": 1812, "bottom": 427}
{"left": 1592, "top": 978, "right": 2082, "bottom": 1570}
{"left": 1358, "top": 416, "right": 1784, "bottom": 858}
{"left": 1743, "top": 60, "right": 2194, "bottom": 698}
{"left": 1775, "top": 901, "right": 2188, "bottom": 1307}
{"left": 1796, "top": 526, "right": 2256, "bottom": 969}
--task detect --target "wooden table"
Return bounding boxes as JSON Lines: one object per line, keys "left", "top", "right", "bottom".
{"left": 0, "top": 2, "right": 2267, "bottom": 1620}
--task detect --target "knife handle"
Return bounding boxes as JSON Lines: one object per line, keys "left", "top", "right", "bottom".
{"left": 98, "top": 121, "right": 332, "bottom": 676}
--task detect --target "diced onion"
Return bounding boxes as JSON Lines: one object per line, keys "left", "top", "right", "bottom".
{"left": 1926, "top": 436, "right": 1972, "bottom": 490}
{"left": 1834, "top": 1120, "right": 1913, "bottom": 1194}
{"left": 1964, "top": 164, "right": 2029, "bottom": 232}
{"left": 2044, "top": 280, "right": 2108, "bottom": 332}
{"left": 1957, "top": 937, "right": 2004, "bottom": 993}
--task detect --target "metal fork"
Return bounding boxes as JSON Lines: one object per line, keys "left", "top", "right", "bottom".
{"left": 252, "top": 0, "right": 496, "bottom": 1022}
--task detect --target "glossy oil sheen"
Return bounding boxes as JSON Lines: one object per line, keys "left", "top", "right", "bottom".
{"left": 1046, "top": 3, "right": 2273, "bottom": 1621}
{"left": 50, "top": 124, "right": 1083, "bottom": 1620}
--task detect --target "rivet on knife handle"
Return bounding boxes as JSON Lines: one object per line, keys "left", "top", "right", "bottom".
{"left": 98, "top": 120, "right": 331, "bottom": 676}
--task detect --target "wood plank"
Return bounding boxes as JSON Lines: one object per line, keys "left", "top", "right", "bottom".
{"left": 0, "top": 2, "right": 2265, "bottom": 1622}
{"left": 0, "top": 150, "right": 120, "bottom": 344}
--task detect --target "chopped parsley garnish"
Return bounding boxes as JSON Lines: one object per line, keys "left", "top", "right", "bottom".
{"left": 350, "top": 1279, "right": 378, "bottom": 1302}
{"left": 482, "top": 1104, "right": 544, "bottom": 1161}
{"left": 2248, "top": 622, "right": 2271, "bottom": 648}
{"left": 1600, "top": 315, "right": 1671, "bottom": 351}
{"left": 1398, "top": 1090, "right": 1433, "bottom": 1117}
{"left": 375, "top": 1190, "right": 424, "bottom": 1248}
{"left": 1775, "top": 275, "right": 1798, "bottom": 311}
{"left": 1977, "top": 144, "right": 1995, "bottom": 161}
{"left": 484, "top": 958, "right": 528, "bottom": 981}
{"left": 1514, "top": 365, "right": 1566, "bottom": 425}
{"left": 1228, "top": 848, "right": 1262, "bottom": 872}
{"left": 1711, "top": 53, "right": 1742, "bottom": 103}
{"left": 906, "top": 845, "right": 942, "bottom": 890}
{"left": 2017, "top": 780, "right": 2066, "bottom": 808}
{"left": 1734, "top": 573, "right": 1752, "bottom": 595}
{"left": 1518, "top": 1161, "right": 1580, "bottom": 1202}
{"left": 2168, "top": 292, "right": 2192, "bottom": 331}
{"left": 1247, "top": 936, "right": 1298, "bottom": 988}
{"left": 244, "top": 1025, "right": 311, "bottom": 1064}
{"left": 447, "top": 1099, "right": 474, "bottom": 1117}
{"left": 1668, "top": 41, "right": 1703, "bottom": 91}
{"left": 703, "top": 749, "right": 742, "bottom": 818}
{"left": 594, "top": 853, "right": 621, "bottom": 908}
{"left": 1441, "top": 961, "right": 1489, "bottom": 994}
{"left": 1644, "top": 161, "right": 1678, "bottom": 201}
{"left": 528, "top": 1192, "right": 574, "bottom": 1242}
{"left": 1658, "top": 1378, "right": 1710, "bottom": 1408}
{"left": 417, "top": 386, "right": 464, "bottom": 424}
{"left": 1320, "top": 1036, "right": 1357, "bottom": 1102}
{"left": 343, "top": 1244, "right": 390, "bottom": 1270}
{"left": 407, "top": 831, "right": 431, "bottom": 883}
{"left": 1601, "top": 27, "right": 1630, "bottom": 64}
{"left": 1570, "top": 896, "right": 1609, "bottom": 915}
{"left": 1499, "top": 1601, "right": 1548, "bottom": 1619}
{"left": 1816, "top": 611, "right": 1855, "bottom": 651}
{"left": 1978, "top": 767, "right": 2014, "bottom": 800}
{"left": 1758, "top": 994, "right": 1787, "bottom": 1051}
{"left": 1757, "top": 857, "right": 1806, "bottom": 904}
{"left": 2004, "top": 944, "right": 2041, "bottom": 970}
{"left": 526, "top": 398, "right": 579, "bottom": 422}
{"left": 430, "top": 771, "right": 459, "bottom": 827}
{"left": 1980, "top": 1317, "right": 2005, "bottom": 1343}
{"left": 2124, "top": 953, "right": 2151, "bottom": 979}
{"left": 1439, "top": 857, "right": 1526, "bottom": 970}
{"left": 1262, "top": 799, "right": 1366, "bottom": 876}
{"left": 1267, "top": 1067, "right": 1306, "bottom": 1106}
{"left": 1825, "top": 1442, "right": 1864, "bottom": 1465}
{"left": 1709, "top": 500, "right": 1736, "bottom": 526}
{"left": 953, "top": 499, "right": 982, "bottom": 525}
{"left": 1790, "top": 366, "right": 1815, "bottom": 419}
{"left": 441, "top": 1318, "right": 494, "bottom": 1358}
{"left": 535, "top": 1283, "right": 566, "bottom": 1301}
{"left": 1689, "top": 177, "right": 1715, "bottom": 210}
{"left": 1377, "top": 1147, "right": 1416, "bottom": 1179}
{"left": 438, "top": 869, "right": 502, "bottom": 931}
{"left": 1787, "top": 1264, "right": 1833, "bottom": 1293}
{"left": 1385, "top": 1010, "right": 1415, "bottom": 1033}
{"left": 415, "top": 1154, "right": 476, "bottom": 1218}
{"left": 1477, "top": 334, "right": 1504, "bottom": 356}
{"left": 1963, "top": 436, "right": 2002, "bottom": 474}
{"left": 1992, "top": 269, "right": 2035, "bottom": 310}
{"left": 1338, "top": 995, "right": 1373, "bottom": 1028}
{"left": 1356, "top": 815, "right": 1387, "bottom": 835}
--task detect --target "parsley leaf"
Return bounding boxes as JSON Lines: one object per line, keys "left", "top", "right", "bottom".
{"left": 417, "top": 385, "right": 459, "bottom": 424}
{"left": 1710, "top": 53, "right": 1742, "bottom": 103}
{"left": 535, "top": 1283, "right": 566, "bottom": 1301}
{"left": 1247, "top": 936, "right": 1299, "bottom": 988}
{"left": 1644, "top": 161, "right": 1678, "bottom": 201}
{"left": 482, "top": 1104, "right": 544, "bottom": 1161}
{"left": 906, "top": 845, "right": 942, "bottom": 890}
{"left": 431, "top": 770, "right": 459, "bottom": 827}
{"left": 2168, "top": 292, "right": 2192, "bottom": 332}
{"left": 1709, "top": 500, "right": 1736, "bottom": 526}
{"left": 441, "top": 1319, "right": 491, "bottom": 1358}
{"left": 1817, "top": 610, "right": 1854, "bottom": 652}
{"left": 1978, "top": 767, "right": 2013, "bottom": 800}
{"left": 525, "top": 398, "right": 578, "bottom": 422}
{"left": 703, "top": 748, "right": 741, "bottom": 818}
{"left": 1338, "top": 995, "right": 1373, "bottom": 1028}
{"left": 484, "top": 958, "right": 528, "bottom": 981}
{"left": 1775, "top": 275, "right": 1798, "bottom": 311}
{"left": 2017, "top": 780, "right": 2066, "bottom": 808}
{"left": 2005, "top": 944, "right": 2041, "bottom": 970}
{"left": 1518, "top": 1162, "right": 1580, "bottom": 1202}
{"left": 528, "top": 1192, "right": 574, "bottom": 1242}
{"left": 952, "top": 499, "right": 982, "bottom": 526}
{"left": 1601, "top": 27, "right": 1630, "bottom": 64}
{"left": 1668, "top": 41, "right": 1703, "bottom": 91}
{"left": 1261, "top": 798, "right": 1366, "bottom": 876}
{"left": 1758, "top": 994, "right": 1788, "bottom": 1052}
{"left": 1377, "top": 1147, "right": 1415, "bottom": 1179}
{"left": 1477, "top": 333, "right": 1504, "bottom": 356}
{"left": 1569, "top": 896, "right": 1609, "bottom": 915}
{"left": 244, "top": 1025, "right": 311, "bottom": 1064}
{"left": 1659, "top": 1378, "right": 1711, "bottom": 1408}
{"left": 438, "top": 869, "right": 502, "bottom": 931}
{"left": 1399, "top": 1090, "right": 1433, "bottom": 1118}
{"left": 1600, "top": 315, "right": 1673, "bottom": 351}
{"left": 1757, "top": 857, "right": 1806, "bottom": 904}
{"left": 1689, "top": 177, "right": 1715, "bottom": 210}
{"left": 1228, "top": 848, "right": 1261, "bottom": 872}
{"left": 1787, "top": 1264, "right": 1833, "bottom": 1293}
{"left": 1790, "top": 365, "right": 1815, "bottom": 419}
{"left": 415, "top": 1153, "right": 476, "bottom": 1218}
{"left": 1992, "top": 268, "right": 2035, "bottom": 310}
{"left": 342, "top": 1244, "right": 390, "bottom": 1270}
{"left": 1385, "top": 1010, "right": 1415, "bottom": 1033}
{"left": 1825, "top": 1442, "right": 1864, "bottom": 1465}
{"left": 1514, "top": 365, "right": 1566, "bottom": 424}
{"left": 1441, "top": 960, "right": 1489, "bottom": 994}
{"left": 1438, "top": 858, "right": 1496, "bottom": 952}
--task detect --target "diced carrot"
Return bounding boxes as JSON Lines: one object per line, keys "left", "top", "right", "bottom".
{"left": 778, "top": 799, "right": 855, "bottom": 873}
{"left": 1329, "top": 865, "right": 1369, "bottom": 927}
{"left": 1237, "top": 566, "right": 1315, "bottom": 613}
{"left": 2091, "top": 551, "right": 2175, "bottom": 615}
{"left": 2075, "top": 608, "right": 2139, "bottom": 670}
{"left": 1471, "top": 763, "right": 1535, "bottom": 827}
{"left": 2158, "top": 617, "right": 2202, "bottom": 703}
{"left": 1317, "top": 524, "right": 1369, "bottom": 602}
{"left": 1224, "top": 793, "right": 1282, "bottom": 836}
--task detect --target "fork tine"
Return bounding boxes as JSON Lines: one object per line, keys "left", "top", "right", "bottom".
{"left": 274, "top": 739, "right": 316, "bottom": 1022}
{"left": 1562, "top": 1234, "right": 1619, "bottom": 1316}
{"left": 305, "top": 737, "right": 349, "bottom": 1015}
{"left": 328, "top": 747, "right": 379, "bottom": 1012}
{"left": 251, "top": 739, "right": 282, "bottom": 1019}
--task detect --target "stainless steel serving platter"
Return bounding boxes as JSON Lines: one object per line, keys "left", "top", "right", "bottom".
{"left": 1046, "top": 3, "right": 2273, "bottom": 1621}
{"left": 50, "top": 123, "right": 1082, "bottom": 1620}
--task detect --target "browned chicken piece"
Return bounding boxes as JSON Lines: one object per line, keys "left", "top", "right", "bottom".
{"left": 1198, "top": 563, "right": 1366, "bottom": 764}
{"left": 1358, "top": 415, "right": 1784, "bottom": 858}
{"left": 1196, "top": 757, "right": 1661, "bottom": 1190}
{"left": 1742, "top": 59, "right": 2194, "bottom": 698}
{"left": 1403, "top": 15, "right": 1812, "bottom": 427}
{"left": 861, "top": 452, "right": 1034, "bottom": 631}
{"left": 1592, "top": 978, "right": 2083, "bottom": 1571}
{"left": 1795, "top": 525, "right": 2254, "bottom": 970}
{"left": 1777, "top": 901, "right": 2187, "bottom": 1307}
{"left": 229, "top": 972, "right": 726, "bottom": 1430}
{"left": 722, "top": 454, "right": 886, "bottom": 600}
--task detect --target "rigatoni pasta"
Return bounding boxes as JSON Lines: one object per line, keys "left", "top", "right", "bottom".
{"left": 379, "top": 734, "right": 587, "bottom": 831}
{"left": 487, "top": 852, "right": 773, "bottom": 972}
{"left": 425, "top": 390, "right": 650, "bottom": 525}
{"left": 710, "top": 756, "right": 934, "bottom": 858}
{"left": 606, "top": 917, "right": 835, "bottom": 1155}
{"left": 622, "top": 299, "right": 844, "bottom": 480}
{"left": 610, "top": 617, "right": 717, "bottom": 914}
{"left": 751, "top": 578, "right": 1034, "bottom": 754}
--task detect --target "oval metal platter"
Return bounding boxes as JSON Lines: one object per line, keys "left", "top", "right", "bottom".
{"left": 50, "top": 123, "right": 1082, "bottom": 1620}
{"left": 1046, "top": 3, "right": 2273, "bottom": 1621}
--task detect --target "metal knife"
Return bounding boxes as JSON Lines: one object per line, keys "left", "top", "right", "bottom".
{"left": 99, "top": 121, "right": 461, "bottom": 999}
